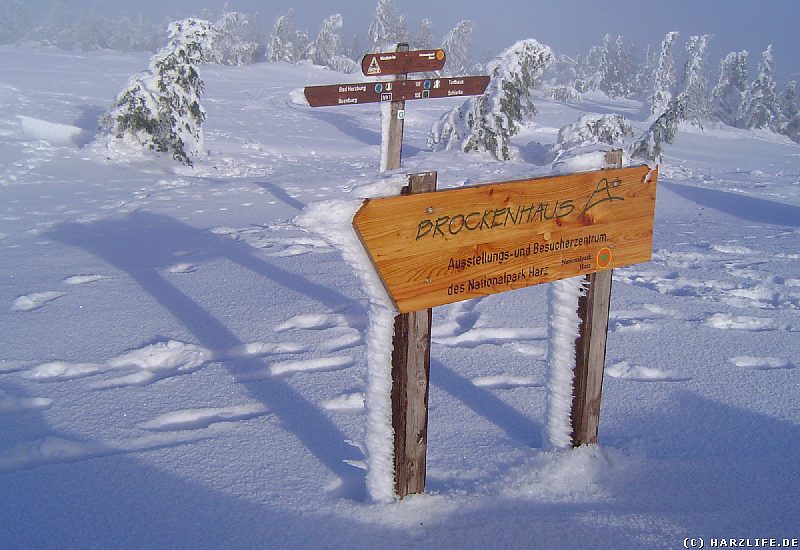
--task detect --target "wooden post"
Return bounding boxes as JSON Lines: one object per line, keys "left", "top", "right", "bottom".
{"left": 382, "top": 43, "right": 408, "bottom": 172}
{"left": 391, "top": 171, "right": 436, "bottom": 497}
{"left": 570, "top": 149, "right": 622, "bottom": 447}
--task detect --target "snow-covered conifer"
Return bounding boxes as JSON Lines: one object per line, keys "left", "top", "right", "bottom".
{"left": 599, "top": 35, "right": 636, "bottom": 98}
{"left": 268, "top": 9, "right": 309, "bottom": 63}
{"left": 742, "top": 45, "right": 784, "bottom": 131}
{"left": 309, "top": 14, "right": 342, "bottom": 64}
{"left": 711, "top": 51, "right": 749, "bottom": 127}
{"left": 428, "top": 39, "right": 554, "bottom": 160}
{"left": 573, "top": 45, "right": 603, "bottom": 93}
{"left": 414, "top": 18, "right": 433, "bottom": 50}
{"left": 210, "top": 11, "right": 264, "bottom": 66}
{"left": 650, "top": 31, "right": 679, "bottom": 115}
{"left": 97, "top": 18, "right": 215, "bottom": 166}
{"left": 780, "top": 80, "right": 800, "bottom": 142}
{"left": 632, "top": 34, "right": 711, "bottom": 161}
{"left": 555, "top": 114, "right": 633, "bottom": 156}
{"left": 440, "top": 20, "right": 475, "bottom": 75}
{"left": 367, "top": 0, "right": 405, "bottom": 51}
{"left": 679, "top": 34, "right": 712, "bottom": 121}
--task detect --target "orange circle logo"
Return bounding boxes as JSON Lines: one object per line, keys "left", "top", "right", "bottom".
{"left": 597, "top": 247, "right": 612, "bottom": 269}
{"left": 436, "top": 50, "right": 445, "bottom": 60}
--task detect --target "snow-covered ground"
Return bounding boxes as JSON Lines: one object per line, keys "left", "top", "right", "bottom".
{"left": 1, "top": 46, "right": 799, "bottom": 548}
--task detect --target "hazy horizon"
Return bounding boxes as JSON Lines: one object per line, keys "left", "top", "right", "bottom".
{"left": 14, "top": 0, "right": 800, "bottom": 84}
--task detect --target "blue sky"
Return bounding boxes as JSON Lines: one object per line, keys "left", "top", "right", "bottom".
{"left": 61, "top": 0, "right": 800, "bottom": 84}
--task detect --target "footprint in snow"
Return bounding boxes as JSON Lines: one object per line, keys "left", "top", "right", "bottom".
{"left": 471, "top": 375, "right": 541, "bottom": 390}
{"left": 138, "top": 404, "right": 269, "bottom": 432}
{"left": 63, "top": 274, "right": 114, "bottom": 285}
{"left": 609, "top": 304, "right": 673, "bottom": 332}
{"left": 236, "top": 355, "right": 355, "bottom": 381}
{"left": 433, "top": 327, "right": 546, "bottom": 348}
{"left": 275, "top": 313, "right": 364, "bottom": 352}
{"left": 166, "top": 263, "right": 197, "bottom": 274}
{"left": 0, "top": 388, "right": 52, "bottom": 414}
{"left": 321, "top": 392, "right": 365, "bottom": 413}
{"left": 606, "top": 361, "right": 690, "bottom": 382}
{"left": 12, "top": 291, "right": 66, "bottom": 312}
{"left": 704, "top": 312, "right": 777, "bottom": 331}
{"left": 729, "top": 356, "right": 794, "bottom": 370}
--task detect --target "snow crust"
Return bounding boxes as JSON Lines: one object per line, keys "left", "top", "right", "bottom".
{"left": 2, "top": 46, "right": 800, "bottom": 547}
{"left": 544, "top": 277, "right": 586, "bottom": 447}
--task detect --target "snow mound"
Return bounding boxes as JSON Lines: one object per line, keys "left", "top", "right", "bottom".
{"left": 18, "top": 115, "right": 92, "bottom": 147}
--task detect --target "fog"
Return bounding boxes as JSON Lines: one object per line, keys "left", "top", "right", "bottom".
{"left": 10, "top": 0, "right": 800, "bottom": 83}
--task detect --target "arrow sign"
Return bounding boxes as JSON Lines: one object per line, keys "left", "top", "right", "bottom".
{"left": 352, "top": 166, "right": 659, "bottom": 313}
{"left": 361, "top": 49, "right": 446, "bottom": 76}
{"left": 304, "top": 76, "right": 489, "bottom": 108}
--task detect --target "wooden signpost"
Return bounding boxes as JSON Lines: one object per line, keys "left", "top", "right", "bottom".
{"left": 301, "top": 46, "right": 657, "bottom": 500}
{"left": 353, "top": 164, "right": 658, "bottom": 313}
{"left": 304, "top": 45, "right": 490, "bottom": 498}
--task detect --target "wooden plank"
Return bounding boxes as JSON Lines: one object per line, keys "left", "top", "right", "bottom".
{"left": 570, "top": 149, "right": 623, "bottom": 447}
{"left": 362, "top": 49, "right": 446, "bottom": 76}
{"left": 352, "top": 165, "right": 658, "bottom": 313}
{"left": 391, "top": 172, "right": 436, "bottom": 498}
{"left": 303, "top": 76, "right": 489, "bottom": 108}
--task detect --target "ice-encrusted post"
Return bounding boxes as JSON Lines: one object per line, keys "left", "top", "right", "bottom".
{"left": 390, "top": 172, "right": 436, "bottom": 498}
{"left": 380, "top": 43, "right": 408, "bottom": 172}
{"left": 545, "top": 149, "right": 621, "bottom": 448}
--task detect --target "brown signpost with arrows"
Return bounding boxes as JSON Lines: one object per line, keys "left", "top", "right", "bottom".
{"left": 304, "top": 46, "right": 493, "bottom": 500}
{"left": 303, "top": 76, "right": 490, "bottom": 108}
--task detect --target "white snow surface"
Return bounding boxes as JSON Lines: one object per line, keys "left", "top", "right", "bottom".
{"left": 1, "top": 46, "right": 800, "bottom": 548}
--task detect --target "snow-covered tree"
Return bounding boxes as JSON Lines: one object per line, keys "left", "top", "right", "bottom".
{"left": 210, "top": 11, "right": 265, "bottom": 66}
{"left": 268, "top": 9, "right": 309, "bottom": 63}
{"left": 0, "top": 0, "right": 31, "bottom": 44}
{"left": 631, "top": 35, "right": 711, "bottom": 161}
{"left": 367, "top": 0, "right": 405, "bottom": 52}
{"left": 711, "top": 50, "right": 749, "bottom": 127}
{"left": 97, "top": 18, "right": 215, "bottom": 166}
{"left": 649, "top": 31, "right": 679, "bottom": 115}
{"left": 678, "top": 34, "right": 712, "bottom": 121}
{"left": 413, "top": 18, "right": 433, "bottom": 50}
{"left": 597, "top": 35, "right": 636, "bottom": 98}
{"left": 573, "top": 45, "right": 603, "bottom": 93}
{"left": 428, "top": 39, "right": 554, "bottom": 160}
{"left": 742, "top": 45, "right": 784, "bottom": 131}
{"left": 780, "top": 80, "right": 800, "bottom": 142}
{"left": 305, "top": 14, "right": 357, "bottom": 72}
{"left": 440, "top": 20, "right": 474, "bottom": 75}
{"left": 555, "top": 114, "right": 634, "bottom": 153}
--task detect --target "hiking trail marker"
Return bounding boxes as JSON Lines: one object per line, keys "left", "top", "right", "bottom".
{"left": 303, "top": 44, "right": 488, "bottom": 167}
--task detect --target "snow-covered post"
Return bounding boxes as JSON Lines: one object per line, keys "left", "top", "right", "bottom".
{"left": 390, "top": 172, "right": 436, "bottom": 498}
{"left": 381, "top": 43, "right": 408, "bottom": 172}
{"left": 545, "top": 149, "right": 621, "bottom": 448}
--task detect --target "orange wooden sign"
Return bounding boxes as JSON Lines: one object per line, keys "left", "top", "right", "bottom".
{"left": 353, "top": 165, "right": 658, "bottom": 313}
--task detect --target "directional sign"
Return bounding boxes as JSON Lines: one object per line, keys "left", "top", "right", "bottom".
{"left": 361, "top": 49, "right": 446, "bottom": 76}
{"left": 304, "top": 76, "right": 490, "bottom": 108}
{"left": 352, "top": 165, "right": 659, "bottom": 313}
